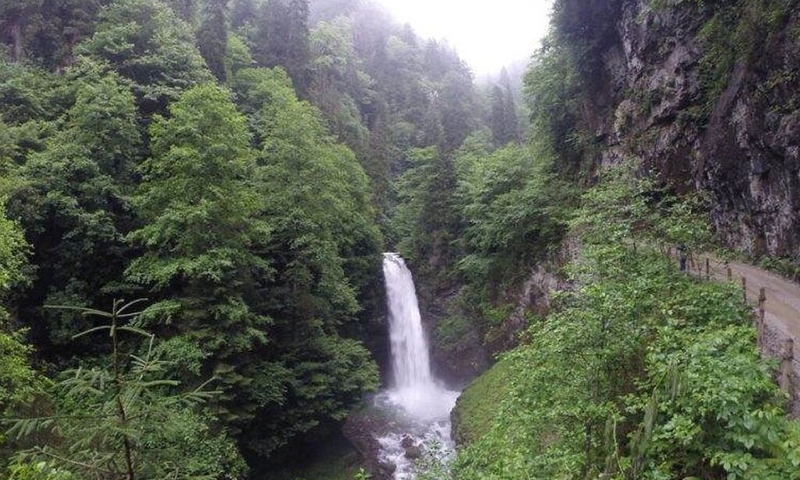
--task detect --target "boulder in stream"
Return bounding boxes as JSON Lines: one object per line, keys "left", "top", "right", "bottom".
{"left": 404, "top": 445, "right": 422, "bottom": 460}
{"left": 377, "top": 460, "right": 397, "bottom": 477}
{"left": 400, "top": 436, "right": 415, "bottom": 449}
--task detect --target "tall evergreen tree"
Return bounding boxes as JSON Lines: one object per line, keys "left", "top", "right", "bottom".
{"left": 439, "top": 70, "right": 479, "bottom": 151}
{"left": 253, "top": 0, "right": 310, "bottom": 92}
{"left": 126, "top": 83, "right": 269, "bottom": 362}
{"left": 490, "top": 75, "right": 520, "bottom": 146}
{"left": 78, "top": 0, "right": 212, "bottom": 114}
{"left": 198, "top": 0, "right": 229, "bottom": 82}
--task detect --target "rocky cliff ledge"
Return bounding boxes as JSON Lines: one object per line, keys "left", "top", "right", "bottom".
{"left": 579, "top": 0, "right": 800, "bottom": 257}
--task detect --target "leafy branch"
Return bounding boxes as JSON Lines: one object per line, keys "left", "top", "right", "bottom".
{"left": 5, "top": 299, "right": 224, "bottom": 480}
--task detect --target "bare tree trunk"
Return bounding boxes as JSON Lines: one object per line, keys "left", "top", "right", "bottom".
{"left": 10, "top": 21, "right": 22, "bottom": 63}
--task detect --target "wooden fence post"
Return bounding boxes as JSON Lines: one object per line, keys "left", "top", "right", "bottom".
{"left": 742, "top": 277, "right": 747, "bottom": 304}
{"left": 727, "top": 263, "right": 732, "bottom": 280}
{"left": 757, "top": 288, "right": 766, "bottom": 346}
{"left": 781, "top": 338, "right": 794, "bottom": 394}
{"left": 705, "top": 258, "right": 710, "bottom": 280}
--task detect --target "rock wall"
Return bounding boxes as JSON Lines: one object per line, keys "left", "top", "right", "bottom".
{"left": 586, "top": 0, "right": 800, "bottom": 257}
{"left": 420, "top": 286, "right": 490, "bottom": 388}
{"left": 420, "top": 242, "right": 574, "bottom": 387}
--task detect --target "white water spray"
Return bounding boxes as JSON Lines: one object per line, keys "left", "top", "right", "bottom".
{"left": 378, "top": 253, "right": 460, "bottom": 478}
{"left": 385, "top": 252, "right": 434, "bottom": 387}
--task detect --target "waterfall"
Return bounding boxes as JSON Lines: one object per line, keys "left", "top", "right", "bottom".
{"left": 377, "top": 253, "right": 460, "bottom": 479}
{"left": 383, "top": 252, "right": 435, "bottom": 391}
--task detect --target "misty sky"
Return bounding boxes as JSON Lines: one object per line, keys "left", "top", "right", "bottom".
{"left": 374, "top": 0, "right": 553, "bottom": 77}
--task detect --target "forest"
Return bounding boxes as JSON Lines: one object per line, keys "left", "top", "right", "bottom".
{"left": 1, "top": 0, "right": 800, "bottom": 479}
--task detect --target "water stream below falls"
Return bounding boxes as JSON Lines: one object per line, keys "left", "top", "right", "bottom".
{"left": 375, "top": 253, "right": 460, "bottom": 479}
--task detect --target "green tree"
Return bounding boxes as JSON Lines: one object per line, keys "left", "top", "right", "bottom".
{"left": 6, "top": 300, "right": 246, "bottom": 479}
{"left": 370, "top": 35, "right": 428, "bottom": 143}
{"left": 455, "top": 136, "right": 570, "bottom": 295}
{"left": 489, "top": 70, "right": 520, "bottom": 146}
{"left": 225, "top": 33, "right": 254, "bottom": 79}
{"left": 308, "top": 18, "right": 372, "bottom": 156}
{"left": 165, "top": 0, "right": 197, "bottom": 25}
{"left": 197, "top": 0, "right": 228, "bottom": 82}
{"left": 0, "top": 197, "right": 40, "bottom": 417}
{"left": 252, "top": 0, "right": 310, "bottom": 92}
{"left": 0, "top": 62, "right": 67, "bottom": 127}
{"left": 394, "top": 145, "right": 463, "bottom": 288}
{"left": 7, "top": 71, "right": 140, "bottom": 354}
{"left": 126, "top": 83, "right": 269, "bottom": 361}
{"left": 454, "top": 165, "right": 800, "bottom": 479}
{"left": 67, "top": 69, "right": 142, "bottom": 183}
{"left": 420, "top": 41, "right": 480, "bottom": 150}
{"left": 22, "top": 0, "right": 103, "bottom": 69}
{"left": 524, "top": 38, "right": 584, "bottom": 173}
{"left": 232, "top": 67, "right": 381, "bottom": 457}
{"left": 77, "top": 0, "right": 212, "bottom": 114}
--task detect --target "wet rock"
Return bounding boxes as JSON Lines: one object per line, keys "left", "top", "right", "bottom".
{"left": 377, "top": 460, "right": 397, "bottom": 477}
{"left": 343, "top": 407, "right": 394, "bottom": 480}
{"left": 421, "top": 286, "right": 490, "bottom": 386}
{"left": 400, "top": 436, "right": 415, "bottom": 449}
{"left": 404, "top": 445, "right": 422, "bottom": 460}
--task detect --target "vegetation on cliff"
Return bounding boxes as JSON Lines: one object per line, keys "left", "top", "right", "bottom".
{"left": 452, "top": 164, "right": 800, "bottom": 479}
{"left": 446, "top": 0, "right": 800, "bottom": 477}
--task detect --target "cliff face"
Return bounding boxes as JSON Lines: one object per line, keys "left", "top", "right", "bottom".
{"left": 585, "top": 0, "right": 800, "bottom": 257}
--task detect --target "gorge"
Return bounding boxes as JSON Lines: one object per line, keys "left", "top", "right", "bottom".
{"left": 3, "top": 0, "right": 800, "bottom": 479}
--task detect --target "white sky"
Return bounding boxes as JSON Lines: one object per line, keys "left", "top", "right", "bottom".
{"left": 374, "top": 0, "right": 553, "bottom": 77}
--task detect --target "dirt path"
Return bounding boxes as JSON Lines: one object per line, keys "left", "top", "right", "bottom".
{"left": 695, "top": 256, "right": 800, "bottom": 340}
{"left": 681, "top": 253, "right": 800, "bottom": 414}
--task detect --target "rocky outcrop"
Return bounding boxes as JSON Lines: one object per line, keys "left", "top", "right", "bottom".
{"left": 585, "top": 0, "right": 800, "bottom": 257}
{"left": 343, "top": 408, "right": 395, "bottom": 480}
{"left": 403, "top": 444, "right": 422, "bottom": 460}
{"left": 492, "top": 241, "right": 576, "bottom": 351}
{"left": 420, "top": 286, "right": 490, "bottom": 387}
{"left": 420, "top": 242, "right": 574, "bottom": 387}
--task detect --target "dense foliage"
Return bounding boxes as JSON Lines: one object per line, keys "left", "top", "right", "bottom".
{"left": 4, "top": 0, "right": 795, "bottom": 478}
{"left": 437, "top": 0, "right": 800, "bottom": 478}
{"left": 6, "top": 300, "right": 246, "bottom": 480}
{"left": 0, "top": 199, "right": 40, "bottom": 419}
{"left": 453, "top": 164, "right": 800, "bottom": 479}
{"left": 0, "top": 0, "right": 481, "bottom": 473}
{"left": 0, "top": 0, "right": 520, "bottom": 474}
